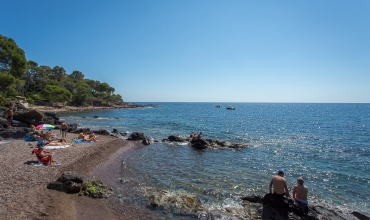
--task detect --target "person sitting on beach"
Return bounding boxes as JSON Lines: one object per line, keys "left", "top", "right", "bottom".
{"left": 77, "top": 131, "right": 85, "bottom": 140}
{"left": 60, "top": 121, "right": 68, "bottom": 139}
{"left": 77, "top": 131, "right": 91, "bottom": 142}
{"left": 30, "top": 124, "right": 35, "bottom": 131}
{"left": 88, "top": 132, "right": 97, "bottom": 142}
{"left": 292, "top": 177, "right": 308, "bottom": 214}
{"left": 197, "top": 132, "right": 203, "bottom": 139}
{"left": 269, "top": 170, "right": 289, "bottom": 197}
{"left": 32, "top": 147, "right": 55, "bottom": 165}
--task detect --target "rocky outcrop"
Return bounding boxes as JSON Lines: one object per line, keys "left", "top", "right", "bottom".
{"left": 190, "top": 138, "right": 208, "bottom": 149}
{"left": 127, "top": 132, "right": 153, "bottom": 145}
{"left": 47, "top": 171, "right": 84, "bottom": 194}
{"left": 241, "top": 193, "right": 359, "bottom": 220}
{"left": 162, "top": 135, "right": 188, "bottom": 142}
{"left": 143, "top": 187, "right": 202, "bottom": 214}
{"left": 0, "top": 127, "right": 34, "bottom": 139}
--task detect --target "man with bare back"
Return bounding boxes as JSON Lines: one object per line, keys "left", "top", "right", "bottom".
{"left": 292, "top": 177, "right": 308, "bottom": 214}
{"left": 269, "top": 170, "right": 289, "bottom": 197}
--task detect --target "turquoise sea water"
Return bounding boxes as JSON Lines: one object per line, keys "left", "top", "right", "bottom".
{"left": 59, "top": 103, "right": 370, "bottom": 214}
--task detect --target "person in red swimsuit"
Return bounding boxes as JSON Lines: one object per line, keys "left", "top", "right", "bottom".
{"left": 32, "top": 147, "right": 55, "bottom": 165}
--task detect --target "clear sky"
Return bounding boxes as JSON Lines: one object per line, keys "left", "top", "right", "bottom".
{"left": 1, "top": 1, "right": 369, "bottom": 103}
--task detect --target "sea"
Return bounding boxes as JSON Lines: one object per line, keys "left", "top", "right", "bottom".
{"left": 59, "top": 103, "right": 370, "bottom": 217}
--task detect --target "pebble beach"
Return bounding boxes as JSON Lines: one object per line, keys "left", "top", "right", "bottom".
{"left": 0, "top": 131, "right": 147, "bottom": 220}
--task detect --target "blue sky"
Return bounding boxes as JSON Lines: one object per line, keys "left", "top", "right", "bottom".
{"left": 1, "top": 1, "right": 369, "bottom": 102}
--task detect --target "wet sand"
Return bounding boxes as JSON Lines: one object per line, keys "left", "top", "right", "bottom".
{"left": 0, "top": 131, "right": 152, "bottom": 219}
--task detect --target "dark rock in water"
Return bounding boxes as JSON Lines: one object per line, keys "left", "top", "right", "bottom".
{"left": 352, "top": 211, "right": 370, "bottom": 220}
{"left": 47, "top": 171, "right": 83, "bottom": 194}
{"left": 93, "top": 115, "right": 99, "bottom": 118}
{"left": 240, "top": 194, "right": 263, "bottom": 203}
{"left": 191, "top": 138, "right": 209, "bottom": 149}
{"left": 112, "top": 128, "right": 119, "bottom": 133}
{"left": 166, "top": 135, "right": 188, "bottom": 142}
{"left": 143, "top": 187, "right": 202, "bottom": 213}
{"left": 0, "top": 127, "right": 34, "bottom": 139}
{"left": 128, "top": 132, "right": 146, "bottom": 141}
{"left": 142, "top": 138, "right": 153, "bottom": 145}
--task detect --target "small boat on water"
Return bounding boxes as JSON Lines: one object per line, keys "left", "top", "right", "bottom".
{"left": 226, "top": 105, "right": 235, "bottom": 110}
{"left": 215, "top": 105, "right": 220, "bottom": 108}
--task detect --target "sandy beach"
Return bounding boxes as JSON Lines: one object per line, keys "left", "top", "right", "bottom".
{"left": 0, "top": 131, "right": 149, "bottom": 220}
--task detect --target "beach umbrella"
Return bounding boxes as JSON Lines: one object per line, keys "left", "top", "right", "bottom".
{"left": 35, "top": 124, "right": 55, "bottom": 130}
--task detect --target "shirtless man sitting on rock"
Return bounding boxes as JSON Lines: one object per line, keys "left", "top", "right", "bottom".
{"left": 292, "top": 177, "right": 308, "bottom": 213}
{"left": 269, "top": 170, "right": 289, "bottom": 197}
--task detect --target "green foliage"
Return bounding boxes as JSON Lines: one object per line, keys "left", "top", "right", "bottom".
{"left": 0, "top": 33, "right": 124, "bottom": 106}
{"left": 43, "top": 85, "right": 72, "bottom": 103}
{"left": 69, "top": 70, "right": 84, "bottom": 80}
{"left": 26, "top": 96, "right": 34, "bottom": 104}
{"left": 0, "top": 34, "right": 27, "bottom": 78}
{"left": 73, "top": 82, "right": 91, "bottom": 105}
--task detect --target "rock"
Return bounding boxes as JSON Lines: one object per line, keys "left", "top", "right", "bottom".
{"left": 0, "top": 127, "right": 34, "bottom": 139}
{"left": 47, "top": 171, "right": 84, "bottom": 194}
{"left": 128, "top": 132, "right": 146, "bottom": 141}
{"left": 190, "top": 138, "right": 209, "bottom": 149}
{"left": 81, "top": 178, "right": 110, "bottom": 199}
{"left": 57, "top": 171, "right": 83, "bottom": 183}
{"left": 92, "top": 129, "right": 110, "bottom": 135}
{"left": 143, "top": 187, "right": 202, "bottom": 213}
{"left": 240, "top": 194, "right": 263, "bottom": 203}
{"left": 65, "top": 181, "right": 82, "bottom": 194}
{"left": 93, "top": 116, "right": 99, "bottom": 118}
{"left": 142, "top": 138, "right": 153, "bottom": 145}
{"left": 166, "top": 135, "right": 188, "bottom": 142}
{"left": 352, "top": 211, "right": 370, "bottom": 220}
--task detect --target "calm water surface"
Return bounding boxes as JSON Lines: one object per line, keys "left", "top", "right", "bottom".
{"left": 60, "top": 103, "right": 370, "bottom": 214}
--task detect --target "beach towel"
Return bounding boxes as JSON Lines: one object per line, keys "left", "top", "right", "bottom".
{"left": 43, "top": 145, "right": 71, "bottom": 149}
{"left": 73, "top": 139, "right": 92, "bottom": 144}
{"left": 0, "top": 141, "right": 9, "bottom": 144}
{"left": 24, "top": 135, "right": 39, "bottom": 142}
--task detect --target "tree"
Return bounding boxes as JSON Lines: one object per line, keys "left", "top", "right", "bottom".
{"left": 0, "top": 34, "right": 27, "bottom": 78}
{"left": 43, "top": 85, "right": 72, "bottom": 104}
{"left": 69, "top": 70, "right": 84, "bottom": 80}
{"left": 73, "top": 82, "right": 91, "bottom": 106}
{"left": 51, "top": 66, "right": 66, "bottom": 81}
{"left": 23, "top": 60, "right": 38, "bottom": 93}
{"left": 0, "top": 72, "right": 16, "bottom": 94}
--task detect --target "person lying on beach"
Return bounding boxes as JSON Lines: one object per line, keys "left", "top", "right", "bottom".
{"left": 32, "top": 147, "right": 56, "bottom": 165}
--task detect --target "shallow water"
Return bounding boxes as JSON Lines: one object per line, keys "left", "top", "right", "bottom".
{"left": 60, "top": 103, "right": 370, "bottom": 214}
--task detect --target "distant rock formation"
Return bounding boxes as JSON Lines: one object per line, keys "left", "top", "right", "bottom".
{"left": 162, "top": 135, "right": 249, "bottom": 149}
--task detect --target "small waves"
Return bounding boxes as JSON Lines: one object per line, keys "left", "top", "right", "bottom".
{"left": 60, "top": 103, "right": 370, "bottom": 213}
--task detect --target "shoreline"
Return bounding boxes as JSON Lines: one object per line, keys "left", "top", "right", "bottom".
{"left": 28, "top": 103, "right": 157, "bottom": 113}
{"left": 0, "top": 132, "right": 146, "bottom": 219}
